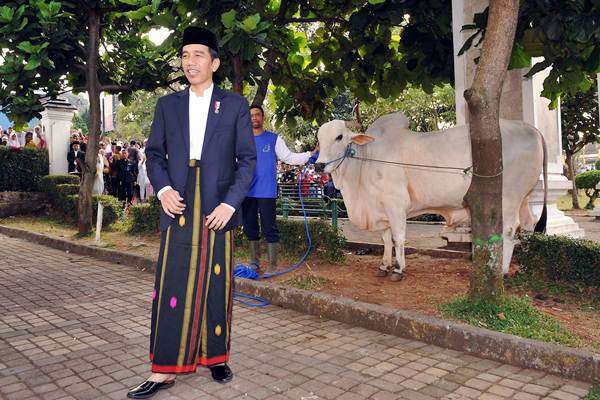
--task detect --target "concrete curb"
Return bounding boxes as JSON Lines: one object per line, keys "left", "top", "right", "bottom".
{"left": 1, "top": 224, "right": 598, "bottom": 382}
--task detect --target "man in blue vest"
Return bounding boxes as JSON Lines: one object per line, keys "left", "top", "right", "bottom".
{"left": 243, "top": 105, "right": 318, "bottom": 273}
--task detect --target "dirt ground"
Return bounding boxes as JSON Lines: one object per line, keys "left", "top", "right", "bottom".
{"left": 2, "top": 215, "right": 598, "bottom": 353}
{"left": 268, "top": 252, "right": 599, "bottom": 353}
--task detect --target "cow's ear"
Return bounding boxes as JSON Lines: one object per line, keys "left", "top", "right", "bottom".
{"left": 351, "top": 134, "right": 375, "bottom": 145}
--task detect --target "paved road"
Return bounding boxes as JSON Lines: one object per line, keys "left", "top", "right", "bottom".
{"left": 340, "top": 214, "right": 600, "bottom": 249}
{"left": 0, "top": 234, "right": 591, "bottom": 400}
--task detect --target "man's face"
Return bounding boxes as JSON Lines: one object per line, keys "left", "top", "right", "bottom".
{"left": 73, "top": 144, "right": 80, "bottom": 152}
{"left": 182, "top": 44, "right": 220, "bottom": 87}
{"left": 250, "top": 108, "right": 264, "bottom": 130}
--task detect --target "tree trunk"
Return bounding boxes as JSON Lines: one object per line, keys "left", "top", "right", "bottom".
{"left": 232, "top": 54, "right": 243, "bottom": 95}
{"left": 566, "top": 151, "right": 580, "bottom": 209}
{"left": 78, "top": 9, "right": 102, "bottom": 234}
{"left": 463, "top": 0, "right": 519, "bottom": 302}
{"left": 252, "top": 50, "right": 275, "bottom": 106}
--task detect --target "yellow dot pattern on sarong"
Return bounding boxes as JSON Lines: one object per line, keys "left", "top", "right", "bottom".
{"left": 214, "top": 263, "right": 221, "bottom": 275}
{"left": 178, "top": 215, "right": 185, "bottom": 227}
{"left": 215, "top": 325, "right": 222, "bottom": 336}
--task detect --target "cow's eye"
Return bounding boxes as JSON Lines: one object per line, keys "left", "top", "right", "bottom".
{"left": 335, "top": 134, "right": 343, "bottom": 141}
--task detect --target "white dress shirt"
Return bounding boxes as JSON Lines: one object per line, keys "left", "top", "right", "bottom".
{"left": 189, "top": 83, "right": 213, "bottom": 160}
{"left": 157, "top": 84, "right": 235, "bottom": 212}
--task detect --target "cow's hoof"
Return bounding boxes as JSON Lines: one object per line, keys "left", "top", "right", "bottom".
{"left": 390, "top": 272, "right": 404, "bottom": 282}
{"left": 374, "top": 269, "right": 388, "bottom": 277}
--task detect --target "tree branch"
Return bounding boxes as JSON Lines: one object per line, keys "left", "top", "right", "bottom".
{"left": 283, "top": 17, "right": 347, "bottom": 25}
{"left": 100, "top": 84, "right": 131, "bottom": 93}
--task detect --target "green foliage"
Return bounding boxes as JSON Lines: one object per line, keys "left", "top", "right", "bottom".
{"left": 116, "top": 89, "right": 168, "bottom": 139}
{"left": 40, "top": 175, "right": 122, "bottom": 227}
{"left": 72, "top": 107, "right": 90, "bottom": 135}
{"left": 279, "top": 218, "right": 346, "bottom": 263}
{"left": 460, "top": 1, "right": 600, "bottom": 108}
{"left": 575, "top": 170, "right": 600, "bottom": 189}
{"left": 148, "top": 1, "right": 454, "bottom": 126}
{"left": 584, "top": 382, "right": 600, "bottom": 400}
{"left": 0, "top": 0, "right": 178, "bottom": 127}
{"left": 575, "top": 170, "right": 600, "bottom": 209}
{"left": 596, "top": 159, "right": 600, "bottom": 170}
{"left": 514, "top": 232, "right": 600, "bottom": 288}
{"left": 561, "top": 77, "right": 599, "bottom": 156}
{"left": 39, "top": 174, "right": 80, "bottom": 196}
{"left": 439, "top": 295, "right": 579, "bottom": 347}
{"left": 127, "top": 196, "right": 160, "bottom": 234}
{"left": 0, "top": 147, "right": 49, "bottom": 191}
{"left": 357, "top": 84, "right": 456, "bottom": 132}
{"left": 53, "top": 194, "right": 122, "bottom": 227}
{"left": 234, "top": 218, "right": 346, "bottom": 263}
{"left": 54, "top": 183, "right": 79, "bottom": 198}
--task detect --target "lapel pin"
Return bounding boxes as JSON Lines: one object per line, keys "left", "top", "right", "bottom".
{"left": 214, "top": 100, "right": 221, "bottom": 114}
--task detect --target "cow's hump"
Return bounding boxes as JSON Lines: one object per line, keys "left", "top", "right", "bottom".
{"left": 369, "top": 111, "right": 410, "bottom": 134}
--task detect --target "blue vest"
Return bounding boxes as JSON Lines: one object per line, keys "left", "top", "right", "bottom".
{"left": 247, "top": 131, "right": 278, "bottom": 198}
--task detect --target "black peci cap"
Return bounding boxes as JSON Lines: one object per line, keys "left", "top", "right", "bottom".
{"left": 181, "top": 26, "right": 219, "bottom": 55}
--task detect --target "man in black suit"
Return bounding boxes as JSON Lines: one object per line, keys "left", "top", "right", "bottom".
{"left": 127, "top": 27, "right": 256, "bottom": 399}
{"left": 67, "top": 141, "right": 85, "bottom": 174}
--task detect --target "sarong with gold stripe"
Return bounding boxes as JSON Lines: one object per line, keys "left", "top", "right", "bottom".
{"left": 149, "top": 159, "right": 234, "bottom": 374}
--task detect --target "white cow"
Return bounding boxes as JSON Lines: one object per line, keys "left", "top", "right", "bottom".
{"left": 316, "top": 112, "right": 548, "bottom": 281}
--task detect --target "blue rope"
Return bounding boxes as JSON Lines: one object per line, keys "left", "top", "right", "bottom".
{"left": 233, "top": 163, "right": 315, "bottom": 307}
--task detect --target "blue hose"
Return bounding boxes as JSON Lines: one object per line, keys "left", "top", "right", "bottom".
{"left": 233, "top": 163, "right": 314, "bottom": 307}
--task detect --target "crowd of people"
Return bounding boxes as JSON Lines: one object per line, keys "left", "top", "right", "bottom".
{"left": 0, "top": 125, "right": 47, "bottom": 150}
{"left": 63, "top": 130, "right": 337, "bottom": 211}
{"left": 67, "top": 131, "right": 153, "bottom": 207}
{"left": 277, "top": 161, "right": 340, "bottom": 199}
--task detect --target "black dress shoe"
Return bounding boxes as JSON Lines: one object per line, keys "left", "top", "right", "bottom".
{"left": 209, "top": 364, "right": 233, "bottom": 383}
{"left": 126, "top": 379, "right": 175, "bottom": 399}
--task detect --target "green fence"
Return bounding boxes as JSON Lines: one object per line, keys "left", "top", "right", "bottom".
{"left": 276, "top": 182, "right": 345, "bottom": 229}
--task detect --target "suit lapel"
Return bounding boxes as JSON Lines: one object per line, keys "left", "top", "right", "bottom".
{"left": 176, "top": 88, "right": 190, "bottom": 158}
{"left": 201, "top": 86, "right": 224, "bottom": 160}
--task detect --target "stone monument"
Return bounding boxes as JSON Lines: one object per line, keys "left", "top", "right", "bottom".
{"left": 40, "top": 97, "right": 78, "bottom": 175}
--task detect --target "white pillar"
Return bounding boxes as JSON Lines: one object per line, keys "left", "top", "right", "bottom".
{"left": 40, "top": 98, "right": 77, "bottom": 175}
{"left": 448, "top": 0, "right": 584, "bottom": 240}
{"left": 591, "top": 74, "right": 600, "bottom": 219}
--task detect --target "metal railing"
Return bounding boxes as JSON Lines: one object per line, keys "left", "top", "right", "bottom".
{"left": 276, "top": 182, "right": 346, "bottom": 229}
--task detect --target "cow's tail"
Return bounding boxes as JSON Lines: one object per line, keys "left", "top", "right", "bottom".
{"left": 534, "top": 129, "right": 548, "bottom": 233}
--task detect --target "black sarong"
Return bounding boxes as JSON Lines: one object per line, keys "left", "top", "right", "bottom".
{"left": 149, "top": 160, "right": 234, "bottom": 373}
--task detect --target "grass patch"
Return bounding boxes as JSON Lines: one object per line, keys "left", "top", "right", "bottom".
{"left": 285, "top": 273, "right": 328, "bottom": 291}
{"left": 557, "top": 192, "right": 599, "bottom": 211}
{"left": 439, "top": 295, "right": 579, "bottom": 347}
{"left": 585, "top": 381, "right": 600, "bottom": 400}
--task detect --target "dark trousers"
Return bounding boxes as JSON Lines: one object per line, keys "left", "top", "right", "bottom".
{"left": 150, "top": 161, "right": 234, "bottom": 373}
{"left": 124, "top": 181, "right": 134, "bottom": 204}
{"left": 242, "top": 197, "right": 279, "bottom": 243}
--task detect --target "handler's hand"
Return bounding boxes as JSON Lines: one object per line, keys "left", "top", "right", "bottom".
{"left": 160, "top": 189, "right": 186, "bottom": 218}
{"left": 206, "top": 203, "right": 234, "bottom": 230}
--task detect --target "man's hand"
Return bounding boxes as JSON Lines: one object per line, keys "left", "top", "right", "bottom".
{"left": 160, "top": 189, "right": 186, "bottom": 218}
{"left": 312, "top": 144, "right": 319, "bottom": 155}
{"left": 206, "top": 203, "right": 235, "bottom": 230}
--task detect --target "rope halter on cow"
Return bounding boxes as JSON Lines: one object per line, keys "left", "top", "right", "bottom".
{"left": 320, "top": 142, "right": 503, "bottom": 178}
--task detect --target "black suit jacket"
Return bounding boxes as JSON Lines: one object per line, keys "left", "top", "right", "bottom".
{"left": 146, "top": 86, "right": 256, "bottom": 232}
{"left": 67, "top": 150, "right": 85, "bottom": 173}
